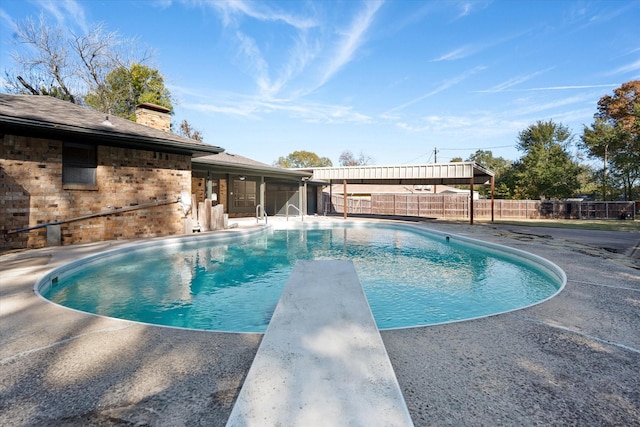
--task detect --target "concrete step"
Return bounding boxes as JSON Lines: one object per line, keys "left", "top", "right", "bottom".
{"left": 226, "top": 260, "right": 413, "bottom": 427}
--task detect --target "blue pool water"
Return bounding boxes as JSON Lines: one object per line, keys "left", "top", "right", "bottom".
{"left": 42, "top": 222, "right": 564, "bottom": 332}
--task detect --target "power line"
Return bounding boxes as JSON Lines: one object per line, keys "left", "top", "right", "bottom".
{"left": 402, "top": 144, "right": 516, "bottom": 164}
{"left": 439, "top": 144, "right": 516, "bottom": 151}
{"left": 402, "top": 151, "right": 433, "bottom": 164}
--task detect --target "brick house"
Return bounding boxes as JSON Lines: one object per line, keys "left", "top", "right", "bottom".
{"left": 1, "top": 94, "right": 319, "bottom": 251}
{"left": 0, "top": 94, "right": 223, "bottom": 250}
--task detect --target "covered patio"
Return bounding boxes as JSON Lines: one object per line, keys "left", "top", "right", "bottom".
{"left": 307, "top": 162, "right": 496, "bottom": 224}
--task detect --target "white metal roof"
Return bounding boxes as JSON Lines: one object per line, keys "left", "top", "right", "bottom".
{"left": 306, "top": 162, "right": 494, "bottom": 185}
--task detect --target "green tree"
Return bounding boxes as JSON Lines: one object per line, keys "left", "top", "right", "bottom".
{"left": 580, "top": 80, "right": 640, "bottom": 200}
{"left": 274, "top": 151, "right": 333, "bottom": 168}
{"left": 448, "top": 151, "right": 512, "bottom": 197}
{"left": 509, "top": 120, "right": 582, "bottom": 199}
{"left": 575, "top": 163, "right": 602, "bottom": 198}
{"left": 494, "top": 165, "right": 519, "bottom": 199}
{"left": 467, "top": 150, "right": 511, "bottom": 177}
{"left": 86, "top": 63, "right": 172, "bottom": 120}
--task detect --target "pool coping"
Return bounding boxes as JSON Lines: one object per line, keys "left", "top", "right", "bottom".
{"left": 1, "top": 217, "right": 639, "bottom": 425}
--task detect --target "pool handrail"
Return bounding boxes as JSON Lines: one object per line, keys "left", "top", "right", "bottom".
{"left": 285, "top": 203, "right": 303, "bottom": 221}
{"left": 256, "top": 204, "right": 268, "bottom": 224}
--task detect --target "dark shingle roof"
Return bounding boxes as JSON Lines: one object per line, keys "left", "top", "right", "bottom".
{"left": 0, "top": 94, "right": 223, "bottom": 156}
{"left": 194, "top": 152, "right": 312, "bottom": 180}
{"left": 197, "top": 152, "right": 272, "bottom": 167}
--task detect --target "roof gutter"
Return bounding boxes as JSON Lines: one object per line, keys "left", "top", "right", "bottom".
{"left": 193, "top": 158, "right": 313, "bottom": 179}
{"left": 0, "top": 116, "right": 224, "bottom": 157}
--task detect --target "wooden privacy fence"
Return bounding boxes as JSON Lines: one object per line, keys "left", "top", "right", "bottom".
{"left": 324, "top": 194, "right": 637, "bottom": 220}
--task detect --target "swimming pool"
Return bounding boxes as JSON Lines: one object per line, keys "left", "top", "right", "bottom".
{"left": 38, "top": 221, "right": 565, "bottom": 332}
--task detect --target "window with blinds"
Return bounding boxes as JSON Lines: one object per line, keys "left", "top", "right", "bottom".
{"left": 62, "top": 142, "right": 97, "bottom": 186}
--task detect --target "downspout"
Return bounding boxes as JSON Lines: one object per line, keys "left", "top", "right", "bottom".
{"left": 298, "top": 180, "right": 304, "bottom": 219}
{"left": 303, "top": 178, "right": 308, "bottom": 216}
{"left": 490, "top": 175, "right": 495, "bottom": 223}
{"left": 328, "top": 179, "right": 332, "bottom": 215}
{"left": 260, "top": 176, "right": 265, "bottom": 214}
{"left": 343, "top": 179, "right": 348, "bottom": 219}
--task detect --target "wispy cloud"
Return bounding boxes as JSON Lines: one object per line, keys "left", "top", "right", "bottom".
{"left": 315, "top": 0, "right": 384, "bottom": 89}
{"left": 477, "top": 68, "right": 554, "bottom": 93}
{"left": 182, "top": 94, "right": 372, "bottom": 125}
{"left": 551, "top": 107, "right": 596, "bottom": 125}
{"left": 0, "top": 8, "right": 16, "bottom": 31}
{"left": 453, "top": 1, "right": 493, "bottom": 20}
{"left": 174, "top": 76, "right": 374, "bottom": 124}
{"left": 207, "top": 0, "right": 318, "bottom": 29}
{"left": 432, "top": 45, "right": 477, "bottom": 61}
{"left": 394, "top": 112, "right": 528, "bottom": 146}
{"left": 235, "top": 31, "right": 271, "bottom": 96}
{"left": 205, "top": 0, "right": 384, "bottom": 102}
{"left": 261, "top": 99, "right": 373, "bottom": 124}
{"left": 508, "top": 94, "right": 595, "bottom": 117}
{"left": 517, "top": 84, "right": 619, "bottom": 92}
{"left": 457, "top": 2, "right": 473, "bottom": 18}
{"left": 388, "top": 65, "right": 486, "bottom": 113}
{"left": 434, "top": 27, "right": 530, "bottom": 63}
{"left": 184, "top": 101, "right": 259, "bottom": 119}
{"left": 570, "top": 2, "right": 638, "bottom": 33}
{"left": 33, "top": 0, "right": 89, "bottom": 33}
{"left": 609, "top": 59, "right": 640, "bottom": 76}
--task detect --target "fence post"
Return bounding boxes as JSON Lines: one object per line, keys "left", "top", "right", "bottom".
{"left": 490, "top": 176, "right": 495, "bottom": 222}
{"left": 469, "top": 178, "right": 474, "bottom": 225}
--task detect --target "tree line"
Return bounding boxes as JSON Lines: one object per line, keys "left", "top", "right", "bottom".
{"left": 451, "top": 81, "right": 639, "bottom": 201}
{"left": 4, "top": 15, "right": 638, "bottom": 201}
{"left": 275, "top": 82, "right": 639, "bottom": 202}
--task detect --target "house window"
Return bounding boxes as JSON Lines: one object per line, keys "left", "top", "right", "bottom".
{"left": 233, "top": 179, "right": 256, "bottom": 209}
{"left": 63, "top": 142, "right": 97, "bottom": 186}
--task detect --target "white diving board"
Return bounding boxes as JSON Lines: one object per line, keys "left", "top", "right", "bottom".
{"left": 226, "top": 260, "right": 414, "bottom": 427}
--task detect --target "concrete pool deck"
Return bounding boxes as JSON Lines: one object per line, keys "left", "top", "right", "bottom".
{"left": 1, "top": 217, "right": 639, "bottom": 426}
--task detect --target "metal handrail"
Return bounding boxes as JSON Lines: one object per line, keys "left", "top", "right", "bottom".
{"left": 256, "top": 204, "right": 268, "bottom": 224}
{"left": 285, "top": 203, "right": 303, "bottom": 221}
{"left": 5, "top": 198, "right": 178, "bottom": 236}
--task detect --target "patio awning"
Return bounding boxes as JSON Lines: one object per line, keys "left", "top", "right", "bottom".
{"left": 299, "top": 162, "right": 496, "bottom": 224}
{"left": 304, "top": 162, "right": 494, "bottom": 185}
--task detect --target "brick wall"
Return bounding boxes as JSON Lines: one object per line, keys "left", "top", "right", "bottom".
{"left": 192, "top": 175, "right": 206, "bottom": 204}
{"left": 1, "top": 134, "right": 191, "bottom": 250}
{"left": 219, "top": 178, "right": 228, "bottom": 213}
{"left": 134, "top": 108, "right": 171, "bottom": 132}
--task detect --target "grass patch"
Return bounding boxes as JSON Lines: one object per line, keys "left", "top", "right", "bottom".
{"left": 476, "top": 219, "right": 640, "bottom": 232}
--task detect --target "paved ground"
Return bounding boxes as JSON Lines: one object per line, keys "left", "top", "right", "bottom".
{"left": 1, "top": 218, "right": 639, "bottom": 426}
{"left": 488, "top": 223, "right": 640, "bottom": 258}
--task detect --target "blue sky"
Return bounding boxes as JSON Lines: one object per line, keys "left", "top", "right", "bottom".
{"left": 1, "top": 1, "right": 639, "bottom": 166}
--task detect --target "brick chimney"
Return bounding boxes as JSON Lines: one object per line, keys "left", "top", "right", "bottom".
{"left": 135, "top": 103, "right": 171, "bottom": 132}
